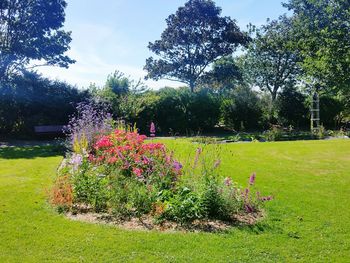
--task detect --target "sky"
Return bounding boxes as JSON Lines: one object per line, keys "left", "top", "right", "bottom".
{"left": 37, "top": 0, "right": 288, "bottom": 89}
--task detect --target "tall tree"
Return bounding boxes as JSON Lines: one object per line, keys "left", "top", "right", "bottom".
{"left": 242, "top": 15, "right": 301, "bottom": 102}
{"left": 198, "top": 55, "right": 242, "bottom": 92}
{"left": 144, "top": 0, "right": 249, "bottom": 92}
{"left": 0, "top": 0, "right": 74, "bottom": 80}
{"left": 284, "top": 0, "right": 350, "bottom": 93}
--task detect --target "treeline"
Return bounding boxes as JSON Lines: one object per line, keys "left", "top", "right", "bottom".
{"left": 0, "top": 71, "right": 88, "bottom": 136}
{"left": 0, "top": 69, "right": 348, "bottom": 137}
{"left": 1, "top": 0, "right": 349, "bottom": 136}
{"left": 89, "top": 71, "right": 348, "bottom": 135}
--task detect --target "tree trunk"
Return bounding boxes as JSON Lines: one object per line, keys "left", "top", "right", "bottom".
{"left": 189, "top": 81, "right": 195, "bottom": 92}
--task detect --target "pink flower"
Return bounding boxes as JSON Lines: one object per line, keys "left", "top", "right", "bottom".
{"left": 132, "top": 167, "right": 143, "bottom": 177}
{"left": 95, "top": 136, "right": 113, "bottom": 149}
{"left": 249, "top": 172, "right": 256, "bottom": 185}
{"left": 150, "top": 122, "right": 156, "bottom": 137}
{"left": 143, "top": 156, "right": 150, "bottom": 164}
{"left": 108, "top": 156, "right": 118, "bottom": 164}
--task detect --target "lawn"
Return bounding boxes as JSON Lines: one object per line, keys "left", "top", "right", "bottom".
{"left": 0, "top": 139, "right": 349, "bottom": 262}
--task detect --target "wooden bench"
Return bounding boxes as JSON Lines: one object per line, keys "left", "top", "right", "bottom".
{"left": 34, "top": 125, "right": 65, "bottom": 135}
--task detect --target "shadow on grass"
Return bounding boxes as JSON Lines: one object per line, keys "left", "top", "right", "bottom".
{"left": 0, "top": 144, "right": 64, "bottom": 159}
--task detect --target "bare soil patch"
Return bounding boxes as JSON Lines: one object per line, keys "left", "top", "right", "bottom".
{"left": 66, "top": 209, "right": 264, "bottom": 232}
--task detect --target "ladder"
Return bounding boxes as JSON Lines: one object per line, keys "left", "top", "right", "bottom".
{"left": 310, "top": 91, "right": 320, "bottom": 132}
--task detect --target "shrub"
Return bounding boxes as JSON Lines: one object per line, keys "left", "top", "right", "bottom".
{"left": 277, "top": 88, "right": 309, "bottom": 128}
{"left": 221, "top": 86, "right": 263, "bottom": 131}
{"left": 263, "top": 125, "right": 283, "bottom": 141}
{"left": 159, "top": 187, "right": 205, "bottom": 224}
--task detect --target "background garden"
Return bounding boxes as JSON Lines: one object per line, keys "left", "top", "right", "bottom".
{"left": 1, "top": 0, "right": 350, "bottom": 262}
{"left": 0, "top": 0, "right": 349, "bottom": 139}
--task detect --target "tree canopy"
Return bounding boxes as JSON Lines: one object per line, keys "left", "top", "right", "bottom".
{"left": 284, "top": 0, "right": 350, "bottom": 93}
{"left": 144, "top": 0, "right": 249, "bottom": 92}
{"left": 0, "top": 0, "right": 74, "bottom": 81}
{"left": 242, "top": 16, "right": 301, "bottom": 102}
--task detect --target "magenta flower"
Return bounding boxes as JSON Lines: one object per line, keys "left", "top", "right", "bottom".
{"left": 150, "top": 122, "right": 156, "bottom": 137}
{"left": 249, "top": 172, "right": 256, "bottom": 185}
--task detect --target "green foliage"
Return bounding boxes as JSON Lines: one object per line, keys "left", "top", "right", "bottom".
{"left": 263, "top": 126, "right": 283, "bottom": 142}
{"left": 316, "top": 125, "right": 326, "bottom": 140}
{"left": 144, "top": 0, "right": 249, "bottom": 91}
{"left": 95, "top": 86, "right": 221, "bottom": 135}
{"left": 108, "top": 174, "right": 156, "bottom": 218}
{"left": 0, "top": 0, "right": 74, "bottom": 80}
{"left": 72, "top": 164, "right": 110, "bottom": 212}
{"left": 277, "top": 87, "right": 309, "bottom": 128}
{"left": 0, "top": 71, "right": 88, "bottom": 135}
{"left": 199, "top": 56, "right": 242, "bottom": 91}
{"left": 242, "top": 15, "right": 301, "bottom": 102}
{"left": 160, "top": 187, "right": 205, "bottom": 224}
{"left": 221, "top": 86, "right": 263, "bottom": 131}
{"left": 319, "top": 95, "right": 344, "bottom": 129}
{"left": 284, "top": 0, "right": 350, "bottom": 92}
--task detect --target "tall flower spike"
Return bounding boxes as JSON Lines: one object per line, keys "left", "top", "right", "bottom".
{"left": 150, "top": 122, "right": 156, "bottom": 137}
{"left": 249, "top": 172, "right": 256, "bottom": 185}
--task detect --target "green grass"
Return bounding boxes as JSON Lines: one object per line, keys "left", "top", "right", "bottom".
{"left": 0, "top": 140, "right": 350, "bottom": 262}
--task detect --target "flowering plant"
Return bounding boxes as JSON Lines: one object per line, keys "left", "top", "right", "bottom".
{"left": 91, "top": 129, "right": 181, "bottom": 189}
{"left": 64, "top": 101, "right": 113, "bottom": 153}
{"left": 52, "top": 127, "right": 272, "bottom": 225}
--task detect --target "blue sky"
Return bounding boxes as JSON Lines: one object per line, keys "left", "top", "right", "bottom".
{"left": 38, "top": 0, "right": 288, "bottom": 89}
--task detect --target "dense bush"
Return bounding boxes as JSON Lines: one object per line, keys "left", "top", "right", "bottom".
{"left": 276, "top": 88, "right": 309, "bottom": 128}
{"left": 221, "top": 86, "right": 263, "bottom": 131}
{"left": 0, "top": 71, "right": 88, "bottom": 136}
{"left": 319, "top": 96, "right": 344, "bottom": 129}
{"left": 151, "top": 87, "right": 221, "bottom": 134}
{"left": 94, "top": 86, "right": 221, "bottom": 135}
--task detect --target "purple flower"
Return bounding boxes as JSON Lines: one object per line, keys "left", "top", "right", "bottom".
{"left": 244, "top": 204, "right": 254, "bottom": 213}
{"left": 69, "top": 153, "right": 83, "bottom": 171}
{"left": 172, "top": 161, "right": 183, "bottom": 172}
{"left": 249, "top": 172, "right": 256, "bottom": 185}
{"left": 224, "top": 177, "right": 232, "bottom": 186}
{"left": 64, "top": 100, "right": 113, "bottom": 151}
{"left": 261, "top": 195, "right": 273, "bottom": 202}
{"left": 213, "top": 159, "right": 221, "bottom": 169}
{"left": 150, "top": 122, "right": 156, "bottom": 137}
{"left": 193, "top": 147, "right": 202, "bottom": 167}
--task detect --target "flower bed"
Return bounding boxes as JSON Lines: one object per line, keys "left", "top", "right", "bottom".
{"left": 51, "top": 128, "right": 272, "bottom": 230}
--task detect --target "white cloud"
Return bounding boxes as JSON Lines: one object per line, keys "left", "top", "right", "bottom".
{"left": 36, "top": 46, "right": 182, "bottom": 89}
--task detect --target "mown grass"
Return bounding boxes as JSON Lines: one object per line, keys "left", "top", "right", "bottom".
{"left": 0, "top": 139, "right": 349, "bottom": 262}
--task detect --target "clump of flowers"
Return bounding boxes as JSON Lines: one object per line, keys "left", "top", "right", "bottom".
{"left": 91, "top": 129, "right": 180, "bottom": 188}
{"left": 52, "top": 127, "right": 272, "bottom": 226}
{"left": 64, "top": 101, "right": 113, "bottom": 153}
